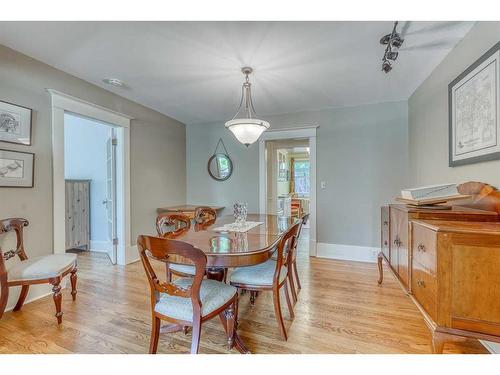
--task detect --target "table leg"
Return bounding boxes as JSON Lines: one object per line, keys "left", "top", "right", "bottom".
{"left": 206, "top": 267, "right": 225, "bottom": 282}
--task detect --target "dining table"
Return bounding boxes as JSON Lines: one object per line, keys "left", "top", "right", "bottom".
{"left": 170, "top": 213, "right": 298, "bottom": 354}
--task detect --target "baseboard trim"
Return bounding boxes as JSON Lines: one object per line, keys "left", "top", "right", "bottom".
{"left": 316, "top": 242, "right": 378, "bottom": 263}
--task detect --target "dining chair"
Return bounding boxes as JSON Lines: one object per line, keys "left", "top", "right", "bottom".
{"left": 0, "top": 218, "right": 77, "bottom": 324}
{"left": 156, "top": 213, "right": 197, "bottom": 279}
{"left": 288, "top": 213, "right": 309, "bottom": 304}
{"left": 137, "top": 235, "right": 239, "bottom": 354}
{"left": 194, "top": 206, "right": 217, "bottom": 225}
{"left": 229, "top": 222, "right": 300, "bottom": 340}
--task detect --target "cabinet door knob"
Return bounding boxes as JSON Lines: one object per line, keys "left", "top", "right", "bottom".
{"left": 383, "top": 221, "right": 388, "bottom": 226}
{"left": 384, "top": 240, "right": 388, "bottom": 246}
{"left": 417, "top": 243, "right": 426, "bottom": 252}
{"left": 417, "top": 279, "right": 425, "bottom": 287}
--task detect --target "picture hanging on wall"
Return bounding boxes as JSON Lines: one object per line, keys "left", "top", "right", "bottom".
{"left": 449, "top": 42, "right": 500, "bottom": 167}
{"left": 0, "top": 100, "right": 33, "bottom": 146}
{"left": 0, "top": 149, "right": 35, "bottom": 188}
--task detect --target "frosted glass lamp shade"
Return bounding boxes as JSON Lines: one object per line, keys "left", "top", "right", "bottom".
{"left": 225, "top": 118, "right": 270, "bottom": 146}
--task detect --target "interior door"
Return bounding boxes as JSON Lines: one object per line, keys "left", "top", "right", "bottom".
{"left": 105, "top": 128, "right": 118, "bottom": 265}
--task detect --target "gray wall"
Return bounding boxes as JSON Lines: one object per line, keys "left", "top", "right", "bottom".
{"left": 409, "top": 22, "right": 500, "bottom": 188}
{"left": 0, "top": 44, "right": 186, "bottom": 308}
{"left": 187, "top": 101, "right": 409, "bottom": 247}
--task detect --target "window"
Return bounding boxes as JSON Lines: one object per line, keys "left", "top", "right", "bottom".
{"left": 294, "top": 159, "right": 310, "bottom": 197}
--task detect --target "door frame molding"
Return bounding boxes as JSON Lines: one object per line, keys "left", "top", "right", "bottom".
{"left": 258, "top": 126, "right": 318, "bottom": 256}
{"left": 48, "top": 89, "right": 133, "bottom": 265}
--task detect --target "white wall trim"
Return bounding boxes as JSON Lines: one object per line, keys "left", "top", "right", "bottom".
{"left": 316, "top": 242, "right": 379, "bottom": 263}
{"left": 5, "top": 290, "right": 53, "bottom": 313}
{"left": 258, "top": 126, "right": 318, "bottom": 256}
{"left": 48, "top": 89, "right": 133, "bottom": 265}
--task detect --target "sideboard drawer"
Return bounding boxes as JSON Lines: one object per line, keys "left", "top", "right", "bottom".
{"left": 411, "top": 222, "right": 437, "bottom": 274}
{"left": 381, "top": 206, "right": 390, "bottom": 261}
{"left": 412, "top": 261, "right": 437, "bottom": 320}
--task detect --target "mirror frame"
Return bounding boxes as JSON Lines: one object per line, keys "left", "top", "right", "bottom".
{"left": 207, "top": 153, "right": 233, "bottom": 181}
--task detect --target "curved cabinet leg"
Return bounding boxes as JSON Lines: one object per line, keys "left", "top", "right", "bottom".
{"left": 50, "top": 277, "right": 63, "bottom": 325}
{"left": 70, "top": 268, "right": 78, "bottom": 301}
{"left": 377, "top": 252, "right": 384, "bottom": 285}
{"left": 13, "top": 285, "right": 29, "bottom": 311}
{"left": 431, "top": 331, "right": 467, "bottom": 354}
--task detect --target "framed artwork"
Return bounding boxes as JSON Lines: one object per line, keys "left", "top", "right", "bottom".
{"left": 0, "top": 149, "right": 35, "bottom": 188}
{"left": 0, "top": 100, "right": 33, "bottom": 146}
{"left": 449, "top": 42, "right": 500, "bottom": 167}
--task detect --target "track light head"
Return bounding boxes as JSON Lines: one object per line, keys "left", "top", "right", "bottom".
{"left": 382, "top": 61, "right": 392, "bottom": 73}
{"left": 385, "top": 51, "right": 399, "bottom": 61}
{"left": 391, "top": 35, "right": 404, "bottom": 48}
{"left": 380, "top": 34, "right": 391, "bottom": 45}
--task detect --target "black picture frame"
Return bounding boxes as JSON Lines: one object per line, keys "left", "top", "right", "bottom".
{"left": 448, "top": 41, "right": 500, "bottom": 167}
{"left": 0, "top": 99, "right": 33, "bottom": 146}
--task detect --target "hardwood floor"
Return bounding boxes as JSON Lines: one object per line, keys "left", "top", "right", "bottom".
{"left": 0, "top": 233, "right": 487, "bottom": 354}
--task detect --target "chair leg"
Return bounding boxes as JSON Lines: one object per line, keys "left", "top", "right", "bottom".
{"left": 288, "top": 271, "right": 298, "bottom": 305}
{"left": 224, "top": 300, "right": 236, "bottom": 350}
{"left": 70, "top": 268, "right": 78, "bottom": 301}
{"left": 0, "top": 278, "right": 7, "bottom": 320}
{"left": 50, "top": 278, "right": 63, "bottom": 325}
{"left": 284, "top": 281, "right": 295, "bottom": 320}
{"left": 165, "top": 263, "right": 172, "bottom": 282}
{"left": 293, "top": 261, "right": 302, "bottom": 290}
{"left": 272, "top": 286, "right": 287, "bottom": 341}
{"left": 149, "top": 316, "right": 161, "bottom": 354}
{"left": 190, "top": 317, "right": 202, "bottom": 354}
{"left": 250, "top": 291, "right": 256, "bottom": 306}
{"left": 13, "top": 285, "right": 29, "bottom": 311}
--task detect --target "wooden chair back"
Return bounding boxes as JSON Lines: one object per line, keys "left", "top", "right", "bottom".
{"left": 274, "top": 222, "right": 301, "bottom": 284}
{"left": 0, "top": 218, "right": 29, "bottom": 318}
{"left": 156, "top": 213, "right": 191, "bottom": 238}
{"left": 137, "top": 235, "right": 207, "bottom": 320}
{"left": 457, "top": 181, "right": 500, "bottom": 215}
{"left": 194, "top": 207, "right": 217, "bottom": 225}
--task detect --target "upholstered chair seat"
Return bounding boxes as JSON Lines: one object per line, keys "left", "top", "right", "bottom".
{"left": 168, "top": 263, "right": 196, "bottom": 276}
{"left": 155, "top": 278, "right": 237, "bottom": 322}
{"left": 1, "top": 218, "right": 78, "bottom": 325}
{"left": 229, "top": 259, "right": 287, "bottom": 286}
{"left": 8, "top": 254, "right": 77, "bottom": 282}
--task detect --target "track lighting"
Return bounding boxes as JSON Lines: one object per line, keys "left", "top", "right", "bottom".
{"left": 382, "top": 61, "right": 392, "bottom": 73}
{"left": 380, "top": 21, "right": 404, "bottom": 73}
{"left": 385, "top": 51, "right": 398, "bottom": 61}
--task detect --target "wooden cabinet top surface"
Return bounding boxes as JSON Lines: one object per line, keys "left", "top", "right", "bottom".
{"left": 390, "top": 204, "right": 498, "bottom": 220}
{"left": 412, "top": 219, "right": 500, "bottom": 236}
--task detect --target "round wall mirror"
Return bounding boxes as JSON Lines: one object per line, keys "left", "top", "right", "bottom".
{"left": 208, "top": 153, "right": 233, "bottom": 181}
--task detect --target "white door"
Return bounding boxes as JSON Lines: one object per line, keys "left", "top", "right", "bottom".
{"left": 104, "top": 128, "right": 118, "bottom": 265}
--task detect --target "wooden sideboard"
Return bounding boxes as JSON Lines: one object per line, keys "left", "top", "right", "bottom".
{"left": 378, "top": 181, "right": 500, "bottom": 353}
{"left": 156, "top": 205, "right": 224, "bottom": 219}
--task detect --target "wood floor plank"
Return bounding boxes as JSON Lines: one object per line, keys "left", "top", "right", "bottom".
{"left": 0, "top": 235, "right": 488, "bottom": 354}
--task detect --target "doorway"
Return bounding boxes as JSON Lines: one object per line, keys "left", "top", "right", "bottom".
{"left": 258, "top": 127, "right": 317, "bottom": 256}
{"left": 49, "top": 89, "right": 132, "bottom": 266}
{"left": 64, "top": 113, "right": 122, "bottom": 265}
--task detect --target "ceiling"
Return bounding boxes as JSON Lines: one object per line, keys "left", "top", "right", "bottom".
{"left": 0, "top": 21, "right": 474, "bottom": 125}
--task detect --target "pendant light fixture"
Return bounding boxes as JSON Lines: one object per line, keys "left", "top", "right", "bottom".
{"left": 225, "top": 67, "right": 270, "bottom": 147}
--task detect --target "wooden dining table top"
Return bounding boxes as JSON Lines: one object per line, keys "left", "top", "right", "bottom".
{"left": 171, "top": 214, "right": 298, "bottom": 268}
